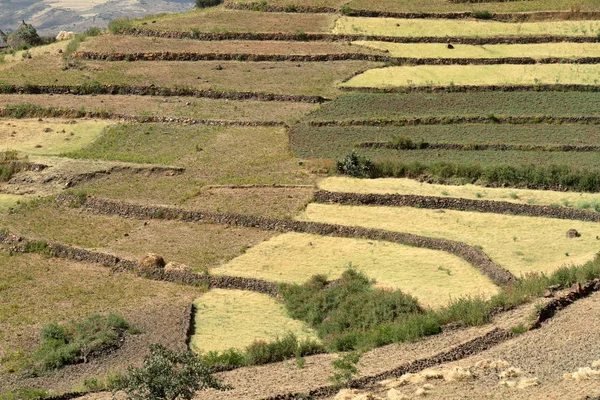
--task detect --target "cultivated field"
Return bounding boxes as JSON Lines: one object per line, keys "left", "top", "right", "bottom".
{"left": 190, "top": 289, "right": 318, "bottom": 352}
{"left": 320, "top": 177, "right": 600, "bottom": 209}
{"left": 334, "top": 17, "right": 600, "bottom": 37}
{"left": 342, "top": 64, "right": 600, "bottom": 87}
{"left": 299, "top": 203, "right": 600, "bottom": 276}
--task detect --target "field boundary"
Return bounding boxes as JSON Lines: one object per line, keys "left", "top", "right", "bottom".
{"left": 263, "top": 278, "right": 600, "bottom": 399}
{"left": 118, "top": 28, "right": 600, "bottom": 45}
{"left": 314, "top": 190, "right": 600, "bottom": 222}
{"left": 73, "top": 51, "right": 600, "bottom": 65}
{"left": 0, "top": 84, "right": 327, "bottom": 103}
{"left": 0, "top": 106, "right": 285, "bottom": 127}
{"left": 0, "top": 229, "right": 279, "bottom": 295}
{"left": 54, "top": 194, "right": 516, "bottom": 286}
{"left": 308, "top": 115, "right": 600, "bottom": 126}
{"left": 222, "top": 1, "right": 600, "bottom": 21}
{"left": 357, "top": 141, "right": 600, "bottom": 152}
{"left": 341, "top": 84, "right": 600, "bottom": 93}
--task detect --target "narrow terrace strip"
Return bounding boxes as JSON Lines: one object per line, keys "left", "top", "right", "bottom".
{"left": 222, "top": 1, "right": 600, "bottom": 21}
{"left": 341, "top": 84, "right": 600, "bottom": 93}
{"left": 309, "top": 115, "right": 600, "bottom": 126}
{"left": 263, "top": 278, "right": 600, "bottom": 399}
{"left": 55, "top": 194, "right": 516, "bottom": 286}
{"left": 119, "top": 28, "right": 600, "bottom": 45}
{"left": 0, "top": 84, "right": 327, "bottom": 103}
{"left": 356, "top": 141, "right": 600, "bottom": 152}
{"left": 0, "top": 230, "right": 278, "bottom": 295}
{"left": 72, "top": 51, "right": 600, "bottom": 65}
{"left": 0, "top": 107, "right": 285, "bottom": 127}
{"left": 314, "top": 190, "right": 600, "bottom": 222}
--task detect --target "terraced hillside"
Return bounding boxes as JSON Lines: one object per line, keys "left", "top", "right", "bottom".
{"left": 2, "top": 2, "right": 600, "bottom": 400}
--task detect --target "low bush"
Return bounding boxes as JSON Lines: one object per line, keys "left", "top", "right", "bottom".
{"left": 34, "top": 313, "right": 134, "bottom": 372}
{"left": 473, "top": 10, "right": 492, "bottom": 19}
{"left": 0, "top": 388, "right": 48, "bottom": 400}
{"left": 195, "top": 0, "right": 223, "bottom": 8}
{"left": 335, "top": 152, "right": 374, "bottom": 178}
{"left": 108, "top": 18, "right": 133, "bottom": 34}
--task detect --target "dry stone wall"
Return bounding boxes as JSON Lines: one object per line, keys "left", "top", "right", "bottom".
{"left": 55, "top": 194, "right": 516, "bottom": 286}
{"left": 314, "top": 190, "right": 600, "bottom": 222}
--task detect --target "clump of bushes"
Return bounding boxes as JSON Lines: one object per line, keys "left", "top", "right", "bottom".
{"left": 195, "top": 0, "right": 223, "bottom": 8}
{"left": 335, "top": 152, "right": 374, "bottom": 178}
{"left": 108, "top": 18, "right": 134, "bottom": 34}
{"left": 34, "top": 313, "right": 135, "bottom": 372}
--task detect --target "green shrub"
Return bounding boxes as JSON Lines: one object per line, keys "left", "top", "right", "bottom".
{"left": 195, "top": 0, "right": 223, "bottom": 8}
{"left": 437, "top": 296, "right": 492, "bottom": 326}
{"left": 0, "top": 388, "right": 48, "bottom": 400}
{"left": 335, "top": 152, "right": 375, "bottom": 178}
{"left": 198, "top": 348, "right": 247, "bottom": 367}
{"left": 34, "top": 313, "right": 134, "bottom": 372}
{"left": 111, "top": 344, "right": 228, "bottom": 400}
{"left": 108, "top": 18, "right": 133, "bottom": 34}
{"left": 473, "top": 10, "right": 492, "bottom": 19}
{"left": 329, "top": 351, "right": 360, "bottom": 387}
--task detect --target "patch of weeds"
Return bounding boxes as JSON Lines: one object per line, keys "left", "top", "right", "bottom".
{"left": 23, "top": 240, "right": 49, "bottom": 254}
{"left": 329, "top": 351, "right": 360, "bottom": 388}
{"left": 437, "top": 265, "right": 452, "bottom": 275}
{"left": 509, "top": 323, "right": 527, "bottom": 335}
{"left": 0, "top": 388, "right": 48, "bottom": 400}
{"left": 107, "top": 18, "right": 133, "bottom": 34}
{"left": 245, "top": 333, "right": 323, "bottom": 366}
{"left": 473, "top": 10, "right": 492, "bottom": 19}
{"left": 509, "top": 192, "right": 519, "bottom": 200}
{"left": 335, "top": 152, "right": 374, "bottom": 178}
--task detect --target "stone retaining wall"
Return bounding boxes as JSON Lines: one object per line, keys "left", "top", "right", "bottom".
{"left": 223, "top": 1, "right": 600, "bottom": 21}
{"left": 55, "top": 194, "right": 516, "bottom": 286}
{"left": 72, "top": 51, "right": 600, "bottom": 65}
{"left": 309, "top": 115, "right": 600, "bottom": 126}
{"left": 0, "top": 107, "right": 284, "bottom": 127}
{"left": 119, "top": 28, "right": 600, "bottom": 45}
{"left": 0, "top": 84, "right": 327, "bottom": 103}
{"left": 314, "top": 190, "right": 600, "bottom": 222}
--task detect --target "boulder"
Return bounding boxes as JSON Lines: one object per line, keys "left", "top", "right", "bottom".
{"left": 566, "top": 229, "right": 580, "bottom": 238}
{"left": 56, "top": 31, "right": 75, "bottom": 41}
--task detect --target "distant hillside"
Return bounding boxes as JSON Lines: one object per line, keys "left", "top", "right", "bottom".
{"left": 0, "top": 0, "right": 195, "bottom": 35}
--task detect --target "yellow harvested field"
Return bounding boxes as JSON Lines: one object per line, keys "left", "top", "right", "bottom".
{"left": 216, "top": 232, "right": 498, "bottom": 307}
{"left": 299, "top": 204, "right": 600, "bottom": 276}
{"left": 353, "top": 41, "right": 600, "bottom": 59}
{"left": 190, "top": 289, "right": 318, "bottom": 353}
{"left": 0, "top": 119, "right": 113, "bottom": 156}
{"left": 342, "top": 64, "right": 600, "bottom": 87}
{"left": 318, "top": 177, "right": 600, "bottom": 209}
{"left": 333, "top": 17, "right": 600, "bottom": 37}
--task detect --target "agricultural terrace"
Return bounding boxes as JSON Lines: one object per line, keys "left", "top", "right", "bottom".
{"left": 190, "top": 289, "right": 318, "bottom": 352}
{"left": 333, "top": 17, "right": 600, "bottom": 37}
{"left": 342, "top": 64, "right": 600, "bottom": 88}
{"left": 305, "top": 92, "right": 600, "bottom": 121}
{"left": 299, "top": 203, "right": 600, "bottom": 276}
{"left": 215, "top": 232, "right": 498, "bottom": 307}
{"left": 319, "top": 177, "right": 600, "bottom": 209}
{"left": 132, "top": 8, "right": 336, "bottom": 32}
{"left": 354, "top": 42, "right": 600, "bottom": 59}
{"left": 78, "top": 36, "right": 386, "bottom": 56}
{"left": 227, "top": 0, "right": 600, "bottom": 13}
{"left": 0, "top": 96, "right": 319, "bottom": 122}
{"left": 0, "top": 119, "right": 112, "bottom": 156}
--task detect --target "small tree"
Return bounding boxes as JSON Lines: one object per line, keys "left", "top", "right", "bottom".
{"left": 112, "top": 344, "right": 229, "bottom": 400}
{"left": 329, "top": 351, "right": 361, "bottom": 387}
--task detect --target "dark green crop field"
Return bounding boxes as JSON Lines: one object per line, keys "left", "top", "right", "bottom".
{"left": 306, "top": 92, "right": 600, "bottom": 122}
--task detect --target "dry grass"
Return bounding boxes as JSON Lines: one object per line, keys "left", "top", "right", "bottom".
{"left": 134, "top": 8, "right": 336, "bottom": 33}
{"left": 354, "top": 41, "right": 600, "bottom": 59}
{"left": 334, "top": 17, "right": 600, "bottom": 37}
{"left": 347, "top": 0, "right": 600, "bottom": 13}
{"left": 0, "top": 195, "right": 29, "bottom": 213}
{"left": 0, "top": 200, "right": 140, "bottom": 248}
{"left": 0, "top": 95, "right": 319, "bottom": 123}
{"left": 190, "top": 289, "right": 318, "bottom": 353}
{"left": 0, "top": 118, "right": 112, "bottom": 156}
{"left": 298, "top": 203, "right": 600, "bottom": 276}
{"left": 79, "top": 36, "right": 385, "bottom": 55}
{"left": 100, "top": 219, "right": 275, "bottom": 272}
{"left": 318, "top": 177, "right": 600, "bottom": 209}
{"left": 342, "top": 64, "right": 600, "bottom": 88}
{"left": 215, "top": 232, "right": 498, "bottom": 307}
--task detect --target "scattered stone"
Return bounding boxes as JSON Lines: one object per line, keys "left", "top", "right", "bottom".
{"left": 499, "top": 367, "right": 522, "bottom": 379}
{"left": 215, "top": 64, "right": 223, "bottom": 70}
{"left": 414, "top": 387, "right": 427, "bottom": 396}
{"left": 34, "top": 144, "right": 42, "bottom": 148}
{"left": 164, "top": 262, "right": 190, "bottom": 273}
{"left": 447, "top": 43, "right": 454, "bottom": 49}
{"left": 564, "top": 367, "right": 600, "bottom": 380}
{"left": 566, "top": 228, "right": 580, "bottom": 238}
{"left": 499, "top": 380, "right": 517, "bottom": 388}
{"left": 58, "top": 49, "right": 63, "bottom": 54}
{"left": 444, "top": 367, "right": 472, "bottom": 381}
{"left": 571, "top": 282, "right": 583, "bottom": 293}
{"left": 42, "top": 127, "right": 52, "bottom": 132}
{"left": 543, "top": 289, "right": 553, "bottom": 298}
{"left": 517, "top": 377, "right": 539, "bottom": 389}
{"left": 592, "top": 360, "right": 600, "bottom": 368}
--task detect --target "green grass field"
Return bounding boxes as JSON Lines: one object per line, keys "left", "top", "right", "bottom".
{"left": 334, "top": 17, "right": 600, "bottom": 37}
{"left": 319, "top": 177, "right": 600, "bottom": 209}
{"left": 0, "top": 194, "right": 28, "bottom": 213}
{"left": 215, "top": 232, "right": 498, "bottom": 307}
{"left": 354, "top": 41, "right": 600, "bottom": 59}
{"left": 299, "top": 203, "right": 600, "bottom": 276}
{"left": 190, "top": 289, "right": 318, "bottom": 352}
{"left": 305, "top": 92, "right": 600, "bottom": 121}
{"left": 342, "top": 64, "right": 600, "bottom": 88}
